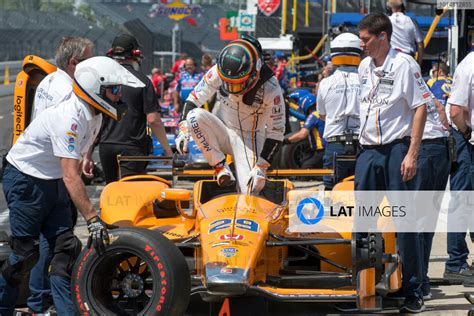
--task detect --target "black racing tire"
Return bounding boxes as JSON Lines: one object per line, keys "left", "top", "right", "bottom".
{"left": 280, "top": 139, "right": 309, "bottom": 169}
{"left": 72, "top": 227, "right": 190, "bottom": 316}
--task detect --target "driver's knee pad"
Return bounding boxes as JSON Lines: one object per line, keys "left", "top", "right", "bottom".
{"left": 49, "top": 230, "right": 82, "bottom": 278}
{"left": 1, "top": 237, "right": 40, "bottom": 287}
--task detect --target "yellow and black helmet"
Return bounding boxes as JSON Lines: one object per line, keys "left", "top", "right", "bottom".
{"left": 217, "top": 38, "right": 262, "bottom": 95}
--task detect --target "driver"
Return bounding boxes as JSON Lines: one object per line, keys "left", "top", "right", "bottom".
{"left": 176, "top": 35, "right": 285, "bottom": 194}
{"left": 0, "top": 56, "right": 144, "bottom": 315}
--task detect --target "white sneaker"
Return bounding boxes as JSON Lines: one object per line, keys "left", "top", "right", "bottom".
{"left": 214, "top": 162, "right": 235, "bottom": 186}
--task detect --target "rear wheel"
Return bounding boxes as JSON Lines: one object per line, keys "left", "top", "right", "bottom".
{"left": 72, "top": 227, "right": 190, "bottom": 316}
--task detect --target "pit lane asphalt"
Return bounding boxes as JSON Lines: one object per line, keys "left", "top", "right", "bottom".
{"left": 0, "top": 95, "right": 473, "bottom": 314}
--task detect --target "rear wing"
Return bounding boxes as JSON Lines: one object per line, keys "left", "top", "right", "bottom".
{"left": 12, "top": 55, "right": 56, "bottom": 144}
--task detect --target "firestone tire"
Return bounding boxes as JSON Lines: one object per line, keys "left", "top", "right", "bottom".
{"left": 72, "top": 227, "right": 190, "bottom": 316}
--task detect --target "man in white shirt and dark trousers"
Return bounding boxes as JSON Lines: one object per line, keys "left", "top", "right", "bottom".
{"left": 387, "top": 0, "right": 424, "bottom": 65}
{"left": 317, "top": 32, "right": 361, "bottom": 190}
{"left": 357, "top": 14, "right": 429, "bottom": 313}
{"left": 27, "top": 36, "right": 93, "bottom": 315}
{"left": 449, "top": 51, "right": 474, "bottom": 284}
{"left": 0, "top": 57, "right": 144, "bottom": 315}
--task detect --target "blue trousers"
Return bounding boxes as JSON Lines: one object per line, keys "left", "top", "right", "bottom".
{"left": 27, "top": 235, "right": 52, "bottom": 313}
{"left": 355, "top": 140, "right": 423, "bottom": 299}
{"left": 323, "top": 142, "right": 356, "bottom": 189}
{"left": 446, "top": 129, "right": 474, "bottom": 273}
{"left": 413, "top": 140, "right": 450, "bottom": 294}
{"left": 0, "top": 163, "right": 75, "bottom": 315}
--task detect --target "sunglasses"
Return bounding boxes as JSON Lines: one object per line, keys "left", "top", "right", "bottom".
{"left": 107, "top": 85, "right": 122, "bottom": 95}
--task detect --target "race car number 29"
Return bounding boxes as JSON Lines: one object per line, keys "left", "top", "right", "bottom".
{"left": 208, "top": 219, "right": 259, "bottom": 234}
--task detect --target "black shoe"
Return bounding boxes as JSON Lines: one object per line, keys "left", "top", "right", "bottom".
{"left": 444, "top": 268, "right": 474, "bottom": 286}
{"left": 400, "top": 296, "right": 425, "bottom": 313}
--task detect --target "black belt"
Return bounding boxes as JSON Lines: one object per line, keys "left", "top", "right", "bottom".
{"left": 327, "top": 134, "right": 359, "bottom": 143}
{"left": 361, "top": 136, "right": 411, "bottom": 149}
{"left": 422, "top": 137, "right": 447, "bottom": 145}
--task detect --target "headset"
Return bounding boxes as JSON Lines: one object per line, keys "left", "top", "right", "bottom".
{"left": 106, "top": 48, "right": 143, "bottom": 61}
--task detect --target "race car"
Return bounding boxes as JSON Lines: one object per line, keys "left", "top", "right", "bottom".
{"left": 72, "top": 169, "right": 402, "bottom": 315}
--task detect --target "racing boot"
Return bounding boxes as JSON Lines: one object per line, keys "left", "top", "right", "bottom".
{"left": 214, "top": 161, "right": 235, "bottom": 186}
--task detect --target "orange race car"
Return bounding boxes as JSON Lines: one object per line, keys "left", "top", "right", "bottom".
{"left": 71, "top": 166, "right": 402, "bottom": 316}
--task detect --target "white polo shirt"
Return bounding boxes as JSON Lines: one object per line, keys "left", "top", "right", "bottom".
{"left": 389, "top": 12, "right": 423, "bottom": 55}
{"left": 32, "top": 68, "right": 73, "bottom": 119}
{"left": 317, "top": 66, "right": 361, "bottom": 138}
{"left": 7, "top": 95, "right": 102, "bottom": 179}
{"left": 447, "top": 52, "right": 474, "bottom": 143}
{"left": 358, "top": 49, "right": 430, "bottom": 146}
{"left": 423, "top": 97, "right": 449, "bottom": 140}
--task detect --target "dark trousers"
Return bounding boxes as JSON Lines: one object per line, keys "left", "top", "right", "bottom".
{"left": 446, "top": 129, "right": 474, "bottom": 273}
{"left": 0, "top": 163, "right": 74, "bottom": 315}
{"left": 99, "top": 143, "right": 150, "bottom": 184}
{"left": 355, "top": 140, "right": 423, "bottom": 299}
{"left": 413, "top": 140, "right": 450, "bottom": 294}
{"left": 323, "top": 142, "right": 357, "bottom": 190}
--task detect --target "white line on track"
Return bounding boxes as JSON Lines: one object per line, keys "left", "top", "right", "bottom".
{"left": 0, "top": 116, "right": 3, "bottom": 120}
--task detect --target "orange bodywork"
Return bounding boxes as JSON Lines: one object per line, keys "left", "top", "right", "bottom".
{"left": 12, "top": 55, "right": 56, "bottom": 144}
{"left": 100, "top": 176, "right": 401, "bottom": 311}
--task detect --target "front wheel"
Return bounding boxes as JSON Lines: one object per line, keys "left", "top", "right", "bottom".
{"left": 72, "top": 227, "right": 190, "bottom": 316}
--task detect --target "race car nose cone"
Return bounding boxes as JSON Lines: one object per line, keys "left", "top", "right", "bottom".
{"left": 205, "top": 265, "right": 248, "bottom": 296}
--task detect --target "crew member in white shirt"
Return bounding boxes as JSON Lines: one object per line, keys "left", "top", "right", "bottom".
{"left": 357, "top": 13, "right": 429, "bottom": 313}
{"left": 0, "top": 57, "right": 144, "bottom": 316}
{"left": 317, "top": 32, "right": 361, "bottom": 189}
{"left": 27, "top": 36, "right": 93, "bottom": 315}
{"left": 387, "top": 0, "right": 424, "bottom": 65}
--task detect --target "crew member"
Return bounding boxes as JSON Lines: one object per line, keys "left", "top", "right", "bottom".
{"left": 26, "top": 36, "right": 93, "bottom": 315}
{"left": 317, "top": 32, "right": 361, "bottom": 189}
{"left": 448, "top": 50, "right": 474, "bottom": 284}
{"left": 387, "top": 0, "right": 424, "bottom": 65}
{"left": 176, "top": 34, "right": 285, "bottom": 194}
{"left": 284, "top": 94, "right": 326, "bottom": 168}
{"left": 100, "top": 34, "right": 172, "bottom": 183}
{"left": 0, "top": 56, "right": 144, "bottom": 315}
{"left": 357, "top": 13, "right": 429, "bottom": 313}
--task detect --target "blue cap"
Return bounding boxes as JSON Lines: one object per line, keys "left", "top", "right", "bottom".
{"left": 274, "top": 51, "right": 286, "bottom": 59}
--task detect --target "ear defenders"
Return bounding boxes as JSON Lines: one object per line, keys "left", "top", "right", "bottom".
{"left": 106, "top": 48, "right": 143, "bottom": 59}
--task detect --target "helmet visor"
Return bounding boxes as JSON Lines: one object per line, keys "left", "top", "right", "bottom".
{"left": 222, "top": 81, "right": 248, "bottom": 94}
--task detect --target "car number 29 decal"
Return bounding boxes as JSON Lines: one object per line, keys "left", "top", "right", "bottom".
{"left": 208, "top": 218, "right": 259, "bottom": 234}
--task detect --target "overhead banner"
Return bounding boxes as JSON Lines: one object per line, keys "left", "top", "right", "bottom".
{"left": 257, "top": 0, "right": 281, "bottom": 17}
{"left": 149, "top": 1, "right": 202, "bottom": 21}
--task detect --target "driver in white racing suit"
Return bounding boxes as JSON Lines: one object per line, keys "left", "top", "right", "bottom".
{"left": 176, "top": 35, "right": 285, "bottom": 194}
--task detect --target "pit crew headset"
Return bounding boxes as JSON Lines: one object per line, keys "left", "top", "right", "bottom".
{"left": 181, "top": 34, "right": 282, "bottom": 165}
{"left": 106, "top": 33, "right": 144, "bottom": 64}
{"left": 73, "top": 56, "right": 145, "bottom": 121}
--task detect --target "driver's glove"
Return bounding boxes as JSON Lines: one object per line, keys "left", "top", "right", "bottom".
{"left": 247, "top": 158, "right": 270, "bottom": 195}
{"left": 87, "top": 216, "right": 116, "bottom": 255}
{"left": 176, "top": 121, "right": 191, "bottom": 154}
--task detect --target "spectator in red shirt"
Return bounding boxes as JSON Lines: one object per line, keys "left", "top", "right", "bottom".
{"left": 171, "top": 53, "right": 188, "bottom": 76}
{"left": 151, "top": 67, "right": 166, "bottom": 98}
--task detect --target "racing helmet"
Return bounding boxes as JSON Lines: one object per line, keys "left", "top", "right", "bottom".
{"left": 288, "top": 89, "right": 310, "bottom": 102}
{"left": 298, "top": 94, "right": 316, "bottom": 115}
{"left": 73, "top": 56, "right": 145, "bottom": 120}
{"left": 217, "top": 39, "right": 262, "bottom": 95}
{"left": 330, "top": 33, "right": 362, "bottom": 66}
